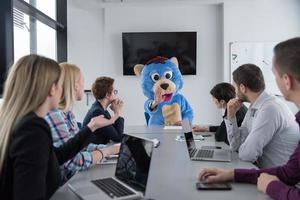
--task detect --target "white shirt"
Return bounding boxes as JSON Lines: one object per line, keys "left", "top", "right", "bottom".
{"left": 225, "top": 91, "right": 300, "bottom": 168}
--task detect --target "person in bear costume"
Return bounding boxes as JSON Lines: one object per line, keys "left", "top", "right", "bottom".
{"left": 134, "top": 56, "right": 193, "bottom": 126}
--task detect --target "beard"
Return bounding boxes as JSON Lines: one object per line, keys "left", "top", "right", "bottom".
{"left": 237, "top": 90, "right": 250, "bottom": 102}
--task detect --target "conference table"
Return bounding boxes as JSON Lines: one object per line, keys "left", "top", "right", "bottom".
{"left": 51, "top": 125, "right": 270, "bottom": 200}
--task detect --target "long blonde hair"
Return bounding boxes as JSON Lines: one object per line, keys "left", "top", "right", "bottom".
{"left": 59, "top": 63, "right": 81, "bottom": 111}
{"left": 0, "top": 54, "right": 61, "bottom": 172}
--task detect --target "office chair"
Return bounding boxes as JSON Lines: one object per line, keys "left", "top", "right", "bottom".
{"left": 144, "top": 112, "right": 150, "bottom": 126}
{"left": 77, "top": 122, "right": 82, "bottom": 129}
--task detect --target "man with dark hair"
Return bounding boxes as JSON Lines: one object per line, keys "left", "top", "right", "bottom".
{"left": 232, "top": 63, "right": 266, "bottom": 93}
{"left": 193, "top": 82, "right": 247, "bottom": 145}
{"left": 83, "top": 76, "right": 124, "bottom": 144}
{"left": 198, "top": 37, "right": 300, "bottom": 200}
{"left": 225, "top": 64, "right": 299, "bottom": 168}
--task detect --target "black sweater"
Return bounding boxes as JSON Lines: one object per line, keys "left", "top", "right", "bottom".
{"left": 83, "top": 101, "right": 124, "bottom": 144}
{"left": 0, "top": 112, "right": 93, "bottom": 200}
{"left": 209, "top": 104, "right": 248, "bottom": 145}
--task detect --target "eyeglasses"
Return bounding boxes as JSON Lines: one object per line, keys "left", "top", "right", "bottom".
{"left": 113, "top": 89, "right": 118, "bottom": 95}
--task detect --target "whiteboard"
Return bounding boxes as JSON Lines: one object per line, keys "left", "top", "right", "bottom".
{"left": 230, "top": 42, "right": 281, "bottom": 95}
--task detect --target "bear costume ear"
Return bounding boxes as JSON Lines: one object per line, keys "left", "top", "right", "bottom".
{"left": 170, "top": 57, "right": 179, "bottom": 68}
{"left": 134, "top": 64, "right": 144, "bottom": 76}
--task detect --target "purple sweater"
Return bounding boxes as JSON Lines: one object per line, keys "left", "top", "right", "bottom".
{"left": 234, "top": 111, "right": 300, "bottom": 200}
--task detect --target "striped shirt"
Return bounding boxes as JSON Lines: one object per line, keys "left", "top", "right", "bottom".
{"left": 45, "top": 108, "right": 105, "bottom": 181}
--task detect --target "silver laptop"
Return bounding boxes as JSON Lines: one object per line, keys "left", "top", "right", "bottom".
{"left": 182, "top": 120, "right": 231, "bottom": 162}
{"left": 68, "top": 134, "right": 154, "bottom": 200}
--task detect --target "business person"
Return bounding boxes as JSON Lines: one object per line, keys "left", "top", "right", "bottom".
{"left": 0, "top": 55, "right": 116, "bottom": 199}
{"left": 198, "top": 37, "right": 300, "bottom": 200}
{"left": 225, "top": 63, "right": 299, "bottom": 168}
{"left": 83, "top": 76, "right": 124, "bottom": 144}
{"left": 45, "top": 63, "right": 120, "bottom": 181}
{"left": 193, "top": 82, "right": 247, "bottom": 145}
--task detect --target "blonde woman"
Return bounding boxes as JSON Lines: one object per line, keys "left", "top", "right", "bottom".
{"left": 45, "top": 63, "right": 120, "bottom": 181}
{"left": 0, "top": 55, "right": 113, "bottom": 199}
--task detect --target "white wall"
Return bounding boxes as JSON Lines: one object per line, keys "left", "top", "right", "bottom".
{"left": 223, "top": 0, "right": 300, "bottom": 82}
{"left": 67, "top": 0, "right": 105, "bottom": 123}
{"left": 67, "top": 0, "right": 300, "bottom": 125}
{"left": 68, "top": 0, "right": 223, "bottom": 125}
{"left": 223, "top": 0, "right": 300, "bottom": 113}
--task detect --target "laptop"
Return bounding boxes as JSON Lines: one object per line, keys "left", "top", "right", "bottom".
{"left": 182, "top": 120, "right": 231, "bottom": 162}
{"left": 68, "top": 134, "right": 154, "bottom": 200}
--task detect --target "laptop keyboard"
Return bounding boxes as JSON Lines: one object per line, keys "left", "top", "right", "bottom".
{"left": 190, "top": 148, "right": 197, "bottom": 157}
{"left": 196, "top": 149, "right": 214, "bottom": 158}
{"left": 91, "top": 178, "right": 135, "bottom": 198}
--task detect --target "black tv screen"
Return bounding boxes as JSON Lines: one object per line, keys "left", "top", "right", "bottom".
{"left": 122, "top": 32, "right": 197, "bottom": 75}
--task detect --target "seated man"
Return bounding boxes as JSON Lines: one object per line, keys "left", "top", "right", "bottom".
{"left": 83, "top": 77, "right": 124, "bottom": 144}
{"left": 193, "top": 82, "right": 247, "bottom": 145}
{"left": 225, "top": 63, "right": 299, "bottom": 168}
{"left": 198, "top": 37, "right": 300, "bottom": 200}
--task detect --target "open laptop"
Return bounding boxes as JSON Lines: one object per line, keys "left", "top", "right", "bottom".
{"left": 182, "top": 120, "right": 231, "bottom": 162}
{"left": 68, "top": 134, "right": 154, "bottom": 200}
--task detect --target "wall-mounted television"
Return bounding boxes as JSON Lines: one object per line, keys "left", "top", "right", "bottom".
{"left": 122, "top": 32, "right": 197, "bottom": 75}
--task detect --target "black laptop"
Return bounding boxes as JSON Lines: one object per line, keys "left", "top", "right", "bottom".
{"left": 68, "top": 134, "right": 154, "bottom": 200}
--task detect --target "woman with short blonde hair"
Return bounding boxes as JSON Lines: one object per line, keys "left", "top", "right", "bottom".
{"left": 45, "top": 63, "right": 120, "bottom": 181}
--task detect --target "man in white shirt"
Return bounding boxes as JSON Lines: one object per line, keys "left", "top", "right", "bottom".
{"left": 225, "top": 64, "right": 299, "bottom": 168}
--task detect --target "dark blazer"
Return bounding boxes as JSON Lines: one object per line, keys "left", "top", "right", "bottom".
{"left": 0, "top": 112, "right": 93, "bottom": 200}
{"left": 209, "top": 104, "right": 248, "bottom": 145}
{"left": 83, "top": 101, "right": 124, "bottom": 144}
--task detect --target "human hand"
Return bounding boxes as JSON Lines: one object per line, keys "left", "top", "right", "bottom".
{"left": 257, "top": 173, "right": 279, "bottom": 194}
{"left": 227, "top": 99, "right": 242, "bottom": 119}
{"left": 192, "top": 125, "right": 209, "bottom": 132}
{"left": 110, "top": 99, "right": 124, "bottom": 115}
{"left": 151, "top": 90, "right": 164, "bottom": 109}
{"left": 198, "top": 168, "right": 234, "bottom": 183}
{"left": 87, "top": 115, "right": 113, "bottom": 132}
{"left": 101, "top": 143, "right": 121, "bottom": 157}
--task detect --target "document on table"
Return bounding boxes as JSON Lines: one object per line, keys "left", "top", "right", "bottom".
{"left": 164, "top": 126, "right": 182, "bottom": 130}
{"left": 175, "top": 134, "right": 204, "bottom": 142}
{"left": 97, "top": 154, "right": 118, "bottom": 165}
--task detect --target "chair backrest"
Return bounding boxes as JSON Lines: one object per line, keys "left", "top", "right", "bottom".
{"left": 77, "top": 122, "right": 82, "bottom": 129}
{"left": 144, "top": 112, "right": 150, "bottom": 126}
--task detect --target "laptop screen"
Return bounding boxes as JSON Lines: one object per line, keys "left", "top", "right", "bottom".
{"left": 184, "top": 131, "right": 196, "bottom": 152}
{"left": 115, "top": 134, "right": 154, "bottom": 194}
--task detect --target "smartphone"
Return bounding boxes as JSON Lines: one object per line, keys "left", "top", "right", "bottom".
{"left": 201, "top": 134, "right": 212, "bottom": 137}
{"left": 105, "top": 154, "right": 119, "bottom": 160}
{"left": 201, "top": 146, "right": 222, "bottom": 150}
{"left": 196, "top": 182, "right": 232, "bottom": 190}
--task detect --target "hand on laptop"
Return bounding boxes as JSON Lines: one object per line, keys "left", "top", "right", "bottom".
{"left": 192, "top": 125, "right": 209, "bottom": 133}
{"left": 198, "top": 168, "right": 234, "bottom": 183}
{"left": 101, "top": 143, "right": 121, "bottom": 158}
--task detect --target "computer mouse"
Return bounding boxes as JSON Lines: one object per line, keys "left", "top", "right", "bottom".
{"left": 151, "top": 138, "right": 160, "bottom": 148}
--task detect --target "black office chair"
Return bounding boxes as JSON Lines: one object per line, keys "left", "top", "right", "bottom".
{"left": 77, "top": 122, "right": 82, "bottom": 129}
{"left": 144, "top": 112, "right": 150, "bottom": 126}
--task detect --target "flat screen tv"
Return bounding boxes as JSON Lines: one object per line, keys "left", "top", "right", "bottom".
{"left": 122, "top": 32, "right": 197, "bottom": 75}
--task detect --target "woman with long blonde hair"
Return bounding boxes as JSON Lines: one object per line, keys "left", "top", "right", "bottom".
{"left": 45, "top": 63, "right": 120, "bottom": 181}
{"left": 0, "top": 55, "right": 114, "bottom": 199}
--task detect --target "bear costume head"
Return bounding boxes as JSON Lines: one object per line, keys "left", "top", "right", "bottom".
{"left": 134, "top": 56, "right": 183, "bottom": 102}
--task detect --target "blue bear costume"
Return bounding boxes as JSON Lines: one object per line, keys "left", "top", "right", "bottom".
{"left": 134, "top": 56, "right": 193, "bottom": 126}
